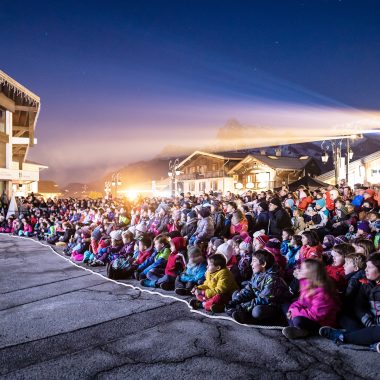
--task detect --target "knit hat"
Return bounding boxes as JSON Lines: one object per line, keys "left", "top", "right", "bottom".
{"left": 240, "top": 232, "right": 253, "bottom": 244}
{"left": 334, "top": 235, "right": 349, "bottom": 245}
{"left": 258, "top": 202, "right": 268, "bottom": 211}
{"left": 255, "top": 234, "right": 269, "bottom": 246}
{"left": 239, "top": 240, "right": 252, "bottom": 253}
{"left": 110, "top": 230, "right": 123, "bottom": 241}
{"left": 269, "top": 198, "right": 282, "bottom": 208}
{"left": 375, "top": 220, "right": 380, "bottom": 229}
{"left": 315, "top": 199, "right": 326, "bottom": 209}
{"left": 357, "top": 220, "right": 371, "bottom": 233}
{"left": 284, "top": 199, "right": 295, "bottom": 209}
{"left": 265, "top": 238, "right": 281, "bottom": 255}
{"left": 187, "top": 210, "right": 197, "bottom": 219}
{"left": 91, "top": 227, "right": 102, "bottom": 242}
{"left": 216, "top": 242, "right": 234, "bottom": 263}
{"left": 158, "top": 203, "right": 170, "bottom": 214}
{"left": 253, "top": 229, "right": 266, "bottom": 239}
{"left": 135, "top": 223, "right": 148, "bottom": 233}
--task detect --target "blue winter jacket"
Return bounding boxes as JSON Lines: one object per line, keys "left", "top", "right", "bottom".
{"left": 179, "top": 262, "right": 207, "bottom": 283}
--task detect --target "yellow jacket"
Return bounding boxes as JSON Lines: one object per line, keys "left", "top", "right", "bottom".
{"left": 197, "top": 268, "right": 239, "bottom": 299}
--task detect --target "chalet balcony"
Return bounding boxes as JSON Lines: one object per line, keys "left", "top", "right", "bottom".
{"left": 178, "top": 171, "right": 226, "bottom": 180}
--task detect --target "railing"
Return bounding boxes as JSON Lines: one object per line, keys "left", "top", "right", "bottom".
{"left": 178, "top": 171, "right": 226, "bottom": 180}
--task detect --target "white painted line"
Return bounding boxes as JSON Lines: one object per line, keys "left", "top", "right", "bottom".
{"left": 5, "top": 235, "right": 283, "bottom": 330}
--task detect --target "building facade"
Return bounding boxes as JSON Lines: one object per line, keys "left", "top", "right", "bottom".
{"left": 175, "top": 151, "right": 245, "bottom": 195}
{"left": 0, "top": 70, "right": 46, "bottom": 198}
{"left": 175, "top": 150, "right": 321, "bottom": 195}
{"left": 317, "top": 150, "right": 380, "bottom": 187}
{"left": 227, "top": 154, "right": 320, "bottom": 191}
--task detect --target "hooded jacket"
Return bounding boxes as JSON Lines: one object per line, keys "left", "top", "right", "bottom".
{"left": 289, "top": 278, "right": 339, "bottom": 327}
{"left": 231, "top": 267, "right": 290, "bottom": 311}
{"left": 196, "top": 268, "right": 239, "bottom": 299}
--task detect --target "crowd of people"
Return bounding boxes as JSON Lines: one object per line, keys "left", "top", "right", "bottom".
{"left": 1, "top": 183, "right": 380, "bottom": 352}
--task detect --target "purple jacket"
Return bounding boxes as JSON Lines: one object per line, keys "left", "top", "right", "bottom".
{"left": 289, "top": 279, "right": 339, "bottom": 327}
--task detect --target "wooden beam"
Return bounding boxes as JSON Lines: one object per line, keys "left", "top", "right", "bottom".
{"left": 28, "top": 111, "right": 34, "bottom": 147}
{"left": 14, "top": 105, "right": 38, "bottom": 112}
{"left": 0, "top": 92, "right": 15, "bottom": 112}
{"left": 0, "top": 132, "right": 9, "bottom": 143}
{"left": 12, "top": 125, "right": 30, "bottom": 131}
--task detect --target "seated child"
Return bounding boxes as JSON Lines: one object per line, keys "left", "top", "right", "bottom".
{"left": 226, "top": 249, "right": 290, "bottom": 324}
{"left": 281, "top": 228, "right": 294, "bottom": 256}
{"left": 90, "top": 230, "right": 123, "bottom": 266}
{"left": 326, "top": 243, "right": 355, "bottom": 293}
{"left": 339, "top": 252, "right": 366, "bottom": 330}
{"left": 284, "top": 234, "right": 302, "bottom": 282}
{"left": 282, "top": 259, "right": 339, "bottom": 339}
{"left": 139, "top": 235, "right": 171, "bottom": 287}
{"left": 237, "top": 238, "right": 253, "bottom": 284}
{"left": 108, "top": 235, "right": 152, "bottom": 280}
{"left": 189, "top": 253, "right": 239, "bottom": 313}
{"left": 156, "top": 237, "right": 186, "bottom": 291}
{"left": 175, "top": 246, "right": 207, "bottom": 296}
{"left": 320, "top": 253, "right": 380, "bottom": 352}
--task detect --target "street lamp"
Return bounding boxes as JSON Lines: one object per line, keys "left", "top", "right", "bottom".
{"left": 111, "top": 172, "right": 122, "bottom": 199}
{"left": 168, "top": 158, "right": 180, "bottom": 197}
{"left": 321, "top": 135, "right": 360, "bottom": 186}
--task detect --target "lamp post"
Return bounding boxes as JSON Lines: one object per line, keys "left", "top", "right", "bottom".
{"left": 168, "top": 158, "right": 180, "bottom": 197}
{"left": 321, "top": 136, "right": 357, "bottom": 186}
{"left": 104, "top": 181, "right": 111, "bottom": 199}
{"left": 111, "top": 172, "right": 122, "bottom": 199}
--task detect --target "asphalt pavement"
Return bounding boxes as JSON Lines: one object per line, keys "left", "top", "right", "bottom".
{"left": 1, "top": 234, "right": 379, "bottom": 380}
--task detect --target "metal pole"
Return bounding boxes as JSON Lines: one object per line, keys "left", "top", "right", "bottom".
{"left": 346, "top": 137, "right": 349, "bottom": 185}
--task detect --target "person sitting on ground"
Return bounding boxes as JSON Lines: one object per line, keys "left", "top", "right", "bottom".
{"left": 326, "top": 243, "right": 355, "bottom": 294}
{"left": 281, "top": 227, "right": 294, "bottom": 257}
{"left": 175, "top": 246, "right": 207, "bottom": 296}
{"left": 189, "top": 253, "right": 239, "bottom": 313}
{"left": 339, "top": 252, "right": 366, "bottom": 330}
{"left": 189, "top": 206, "right": 214, "bottom": 246}
{"left": 282, "top": 259, "right": 339, "bottom": 339}
{"left": 181, "top": 210, "right": 198, "bottom": 242}
{"left": 226, "top": 249, "right": 290, "bottom": 325}
{"left": 156, "top": 237, "right": 186, "bottom": 291}
{"left": 319, "top": 253, "right": 380, "bottom": 353}
{"left": 139, "top": 235, "right": 171, "bottom": 287}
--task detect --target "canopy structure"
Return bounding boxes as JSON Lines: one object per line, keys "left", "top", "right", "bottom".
{"left": 275, "top": 175, "right": 330, "bottom": 191}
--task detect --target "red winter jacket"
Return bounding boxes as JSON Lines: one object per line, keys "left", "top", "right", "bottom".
{"left": 326, "top": 265, "right": 347, "bottom": 293}
{"left": 299, "top": 244, "right": 323, "bottom": 262}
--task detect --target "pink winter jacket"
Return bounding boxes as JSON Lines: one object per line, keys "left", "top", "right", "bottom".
{"left": 289, "top": 279, "right": 339, "bottom": 327}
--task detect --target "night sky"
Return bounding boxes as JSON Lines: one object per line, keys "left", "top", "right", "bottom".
{"left": 2, "top": 0, "right": 380, "bottom": 184}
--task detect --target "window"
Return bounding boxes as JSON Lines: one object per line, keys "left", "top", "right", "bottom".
{"left": 0, "top": 109, "right": 5, "bottom": 134}
{"left": 211, "top": 180, "right": 218, "bottom": 190}
{"left": 199, "top": 181, "right": 206, "bottom": 192}
{"left": 189, "top": 182, "right": 195, "bottom": 192}
{"left": 212, "top": 164, "right": 217, "bottom": 171}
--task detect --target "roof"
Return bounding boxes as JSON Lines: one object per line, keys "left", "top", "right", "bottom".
{"left": 25, "top": 160, "right": 48, "bottom": 169}
{"left": 274, "top": 175, "right": 330, "bottom": 191}
{"left": 0, "top": 70, "right": 40, "bottom": 105}
{"left": 177, "top": 150, "right": 245, "bottom": 169}
{"left": 228, "top": 154, "right": 313, "bottom": 174}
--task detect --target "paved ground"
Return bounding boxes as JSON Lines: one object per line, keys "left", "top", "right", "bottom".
{"left": 1, "top": 235, "right": 380, "bottom": 380}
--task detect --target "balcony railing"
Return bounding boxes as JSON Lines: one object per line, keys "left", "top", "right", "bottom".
{"left": 178, "top": 170, "right": 226, "bottom": 180}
